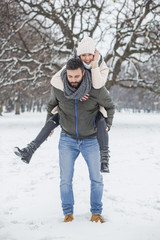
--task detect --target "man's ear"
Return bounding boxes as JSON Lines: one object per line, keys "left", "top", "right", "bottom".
{"left": 82, "top": 70, "right": 85, "bottom": 76}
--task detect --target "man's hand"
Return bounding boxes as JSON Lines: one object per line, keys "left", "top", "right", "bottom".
{"left": 49, "top": 130, "right": 54, "bottom": 136}
{"left": 106, "top": 127, "right": 109, "bottom": 131}
{"left": 80, "top": 94, "right": 90, "bottom": 101}
{"left": 46, "top": 130, "right": 54, "bottom": 141}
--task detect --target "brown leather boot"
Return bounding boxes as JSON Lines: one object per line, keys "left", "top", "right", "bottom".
{"left": 64, "top": 214, "right": 74, "bottom": 222}
{"left": 91, "top": 214, "right": 105, "bottom": 223}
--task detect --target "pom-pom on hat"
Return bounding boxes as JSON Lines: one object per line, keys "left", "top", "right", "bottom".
{"left": 77, "top": 37, "right": 95, "bottom": 56}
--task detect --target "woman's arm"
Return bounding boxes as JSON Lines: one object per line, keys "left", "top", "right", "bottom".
{"left": 91, "top": 60, "right": 109, "bottom": 89}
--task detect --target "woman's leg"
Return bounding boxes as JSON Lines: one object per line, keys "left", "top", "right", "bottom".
{"left": 96, "top": 112, "right": 110, "bottom": 173}
{"left": 33, "top": 113, "right": 59, "bottom": 147}
{"left": 14, "top": 113, "right": 59, "bottom": 163}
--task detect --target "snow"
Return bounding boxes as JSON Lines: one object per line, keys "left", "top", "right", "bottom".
{"left": 0, "top": 111, "right": 160, "bottom": 240}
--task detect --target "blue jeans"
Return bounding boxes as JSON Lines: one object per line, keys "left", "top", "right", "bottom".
{"left": 58, "top": 130, "right": 104, "bottom": 215}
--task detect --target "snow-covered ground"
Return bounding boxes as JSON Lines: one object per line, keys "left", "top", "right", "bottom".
{"left": 0, "top": 111, "right": 160, "bottom": 240}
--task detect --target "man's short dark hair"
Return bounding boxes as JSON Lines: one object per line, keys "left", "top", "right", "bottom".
{"left": 66, "top": 58, "right": 84, "bottom": 72}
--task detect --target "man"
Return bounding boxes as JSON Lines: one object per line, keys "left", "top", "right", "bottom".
{"left": 47, "top": 58, "right": 115, "bottom": 223}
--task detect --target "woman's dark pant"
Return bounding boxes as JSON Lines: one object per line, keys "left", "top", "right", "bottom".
{"left": 33, "top": 113, "right": 59, "bottom": 147}
{"left": 96, "top": 112, "right": 109, "bottom": 151}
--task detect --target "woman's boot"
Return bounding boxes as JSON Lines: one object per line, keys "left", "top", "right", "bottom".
{"left": 14, "top": 141, "right": 38, "bottom": 164}
{"left": 14, "top": 113, "right": 59, "bottom": 163}
{"left": 100, "top": 149, "right": 110, "bottom": 173}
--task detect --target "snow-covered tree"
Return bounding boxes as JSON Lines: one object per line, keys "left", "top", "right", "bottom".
{"left": 104, "top": 0, "right": 160, "bottom": 94}
{"left": 0, "top": 0, "right": 159, "bottom": 114}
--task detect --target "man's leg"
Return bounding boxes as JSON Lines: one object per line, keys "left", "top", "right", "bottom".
{"left": 80, "top": 137, "right": 103, "bottom": 215}
{"left": 58, "top": 131, "right": 80, "bottom": 216}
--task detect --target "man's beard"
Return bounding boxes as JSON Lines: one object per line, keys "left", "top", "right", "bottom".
{"left": 68, "top": 79, "right": 83, "bottom": 88}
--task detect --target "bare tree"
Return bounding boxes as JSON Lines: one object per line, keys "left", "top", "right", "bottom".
{"left": 0, "top": 0, "right": 106, "bottom": 88}
{"left": 104, "top": 0, "right": 160, "bottom": 93}
{"left": 0, "top": 0, "right": 159, "bottom": 114}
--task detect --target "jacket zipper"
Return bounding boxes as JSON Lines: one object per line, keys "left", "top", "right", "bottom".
{"left": 75, "top": 99, "right": 79, "bottom": 138}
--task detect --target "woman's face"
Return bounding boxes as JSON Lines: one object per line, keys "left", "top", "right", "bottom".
{"left": 80, "top": 53, "right": 94, "bottom": 65}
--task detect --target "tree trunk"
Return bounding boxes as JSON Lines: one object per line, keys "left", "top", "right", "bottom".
{"left": 15, "top": 94, "right": 20, "bottom": 115}
{"left": 0, "top": 103, "right": 3, "bottom": 116}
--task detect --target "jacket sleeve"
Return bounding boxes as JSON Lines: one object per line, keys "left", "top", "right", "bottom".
{"left": 46, "top": 87, "right": 58, "bottom": 121}
{"left": 50, "top": 65, "right": 66, "bottom": 88}
{"left": 91, "top": 60, "right": 109, "bottom": 89}
{"left": 97, "top": 87, "right": 115, "bottom": 130}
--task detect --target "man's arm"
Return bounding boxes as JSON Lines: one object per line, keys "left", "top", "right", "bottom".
{"left": 97, "top": 87, "right": 115, "bottom": 130}
{"left": 46, "top": 86, "right": 58, "bottom": 121}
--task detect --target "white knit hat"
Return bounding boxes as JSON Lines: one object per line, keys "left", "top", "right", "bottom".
{"left": 77, "top": 37, "right": 95, "bottom": 56}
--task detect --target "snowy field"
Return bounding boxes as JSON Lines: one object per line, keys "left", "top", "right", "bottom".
{"left": 0, "top": 111, "right": 160, "bottom": 240}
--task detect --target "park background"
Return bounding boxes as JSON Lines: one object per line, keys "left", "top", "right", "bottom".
{"left": 0, "top": 1, "right": 160, "bottom": 240}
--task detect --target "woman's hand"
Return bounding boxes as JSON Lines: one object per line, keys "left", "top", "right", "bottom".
{"left": 94, "top": 49, "right": 99, "bottom": 61}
